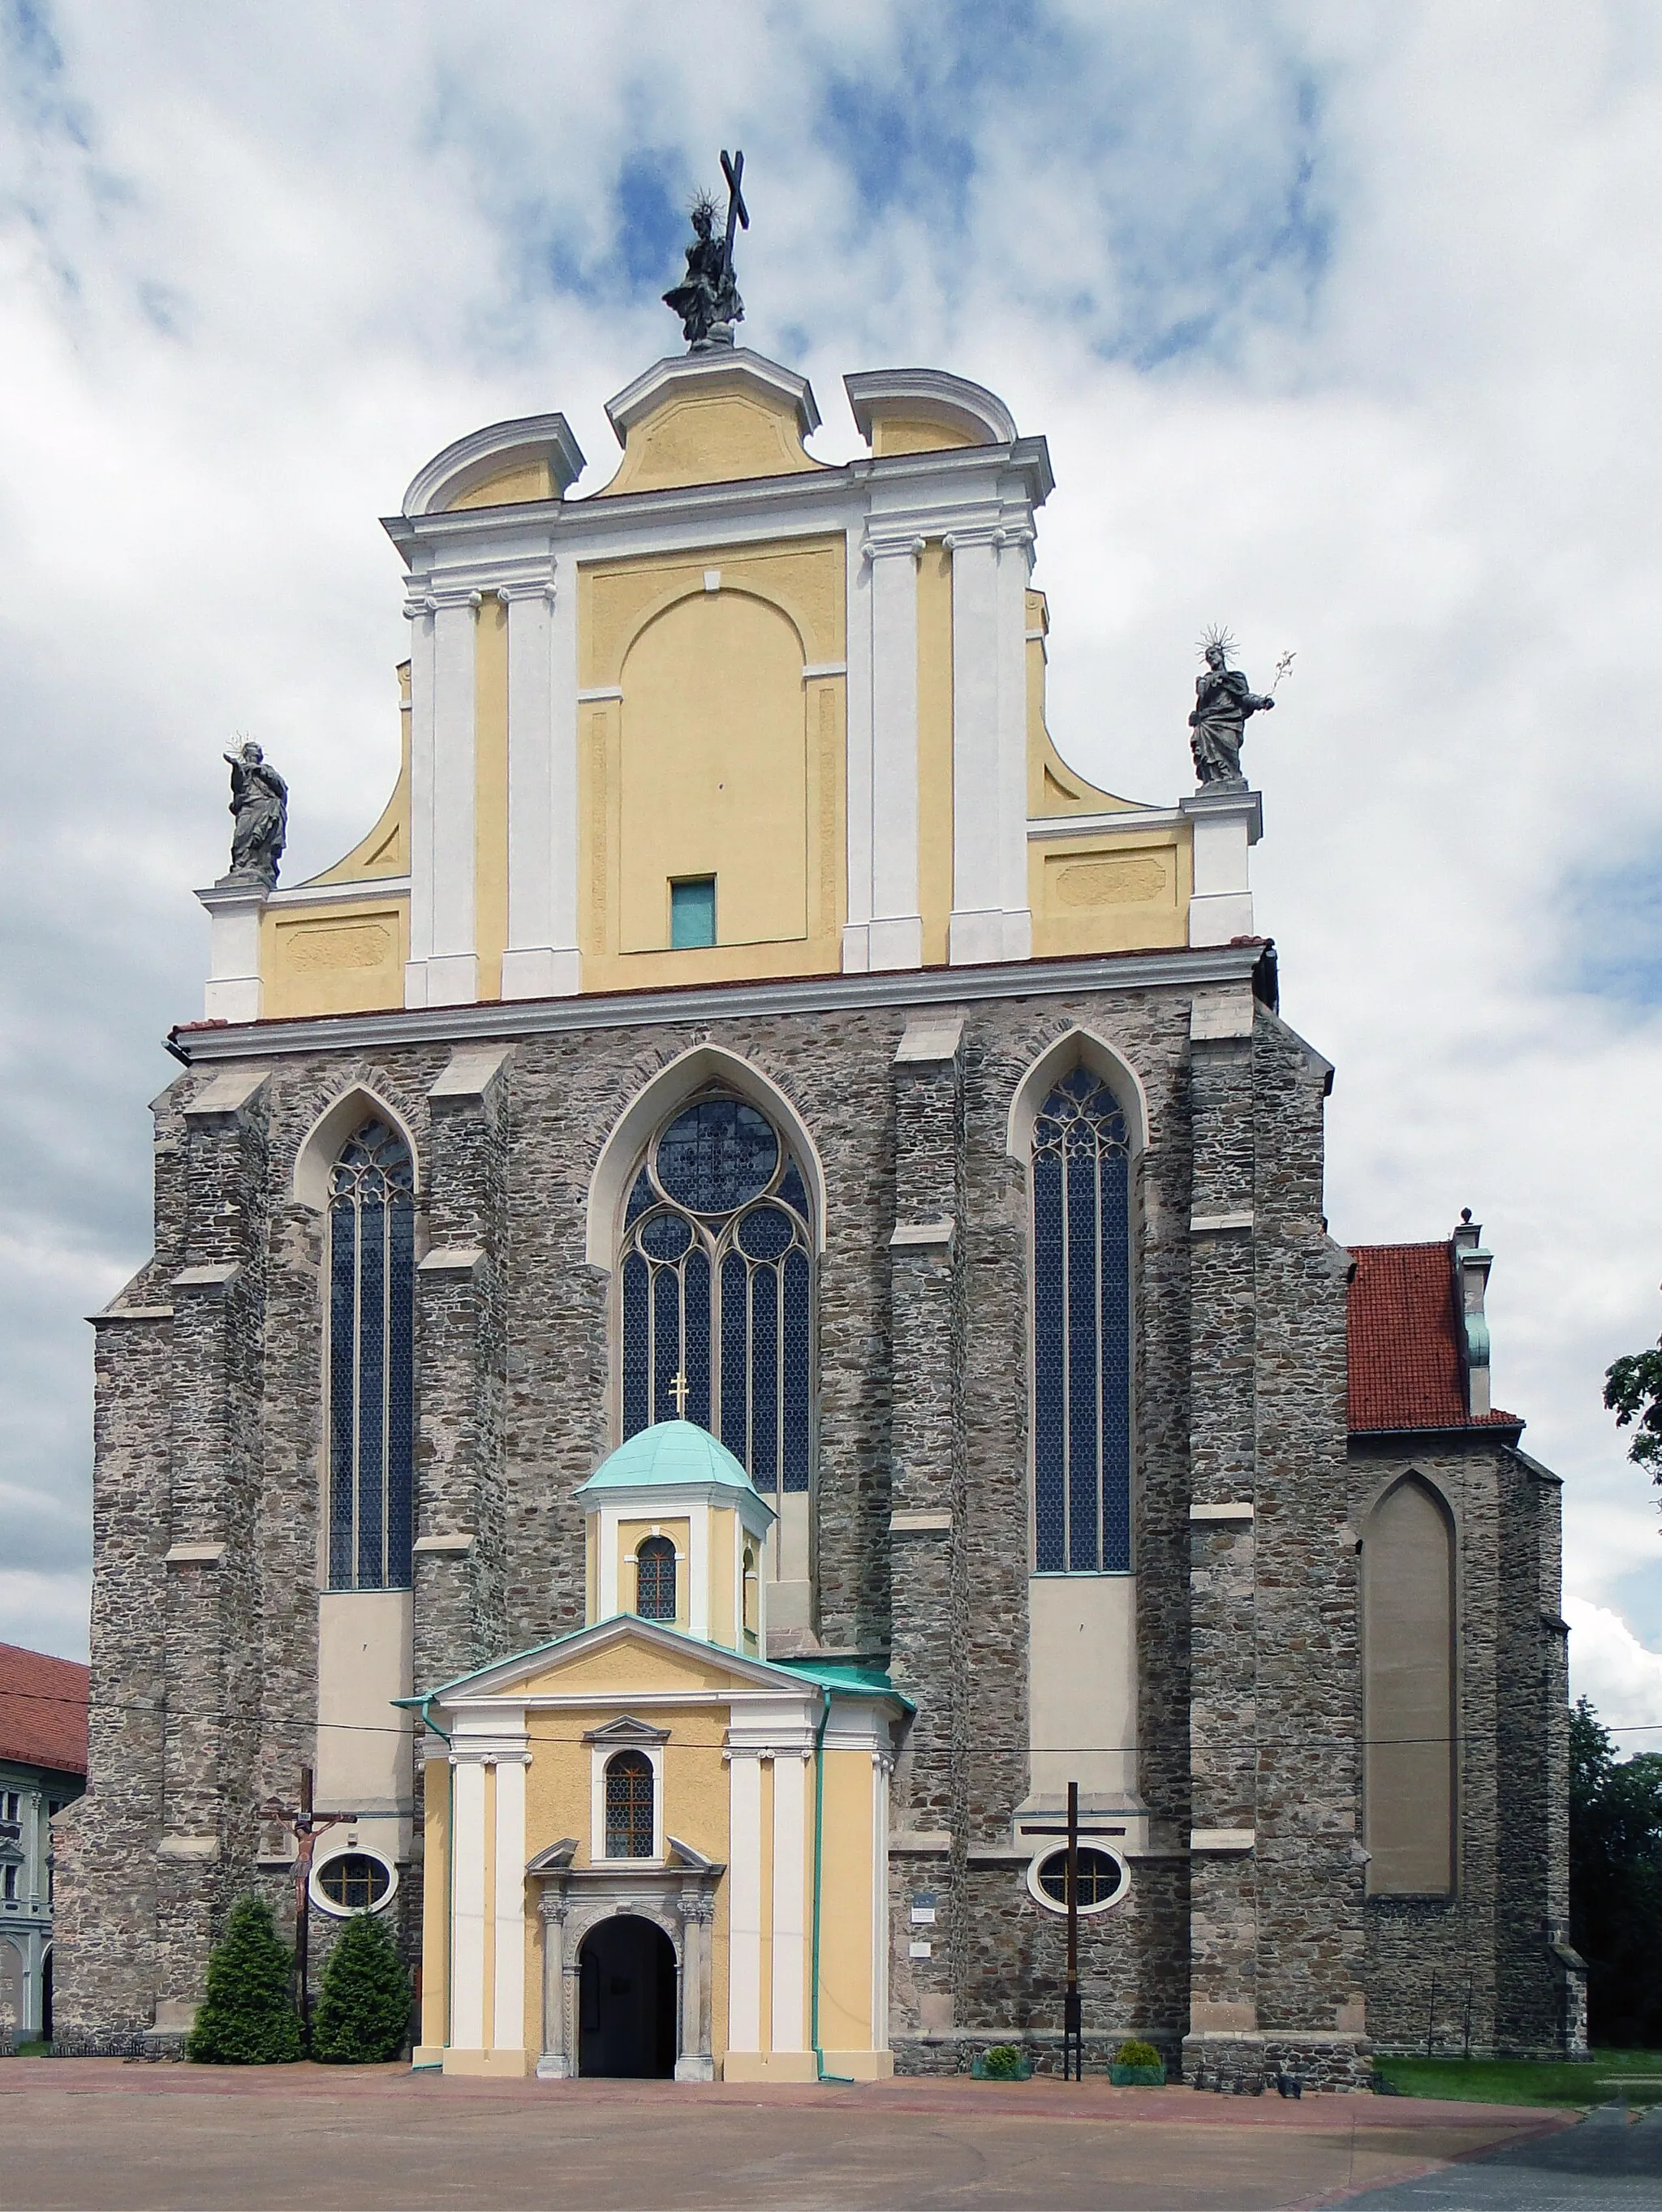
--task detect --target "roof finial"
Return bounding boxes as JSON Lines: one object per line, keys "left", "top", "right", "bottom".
{"left": 664, "top": 149, "right": 748, "bottom": 351}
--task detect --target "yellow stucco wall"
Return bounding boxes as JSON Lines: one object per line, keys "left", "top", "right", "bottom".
{"left": 474, "top": 595, "right": 509, "bottom": 1001}
{"left": 872, "top": 415, "right": 979, "bottom": 457}
{"left": 916, "top": 540, "right": 954, "bottom": 966}
{"left": 817, "top": 1747, "right": 876, "bottom": 2051}
{"left": 1030, "top": 831, "right": 1191, "bottom": 956}
{"left": 578, "top": 540, "right": 846, "bottom": 992}
{"left": 419, "top": 1750, "right": 450, "bottom": 2055}
{"left": 598, "top": 385, "right": 822, "bottom": 497}
{"left": 260, "top": 899, "right": 408, "bottom": 1019}
{"left": 519, "top": 1640, "right": 740, "bottom": 1699}
{"left": 447, "top": 457, "right": 555, "bottom": 510}
{"left": 519, "top": 1693, "right": 735, "bottom": 2065}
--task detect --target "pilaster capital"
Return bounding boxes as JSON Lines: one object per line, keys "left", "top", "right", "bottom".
{"left": 863, "top": 523, "right": 928, "bottom": 565}
{"left": 536, "top": 1890, "right": 571, "bottom": 1926}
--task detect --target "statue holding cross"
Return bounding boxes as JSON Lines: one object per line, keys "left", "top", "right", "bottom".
{"left": 664, "top": 148, "right": 749, "bottom": 349}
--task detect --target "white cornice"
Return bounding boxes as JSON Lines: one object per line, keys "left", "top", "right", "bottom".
{"left": 401, "top": 413, "right": 586, "bottom": 518}
{"left": 844, "top": 367, "right": 1017, "bottom": 448}
{"left": 170, "top": 944, "right": 1263, "bottom": 1064}
{"left": 603, "top": 347, "right": 821, "bottom": 445}
{"left": 269, "top": 876, "right": 410, "bottom": 909}
{"left": 1027, "top": 808, "right": 1186, "bottom": 840}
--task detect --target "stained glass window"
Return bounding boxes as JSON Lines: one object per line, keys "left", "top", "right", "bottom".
{"left": 1031, "top": 1069, "right": 1131, "bottom": 1573}
{"left": 327, "top": 1119, "right": 416, "bottom": 1591}
{"left": 605, "top": 1750, "right": 655, "bottom": 1857}
{"left": 618, "top": 1092, "right": 812, "bottom": 1495}
{"left": 635, "top": 1534, "right": 677, "bottom": 1622}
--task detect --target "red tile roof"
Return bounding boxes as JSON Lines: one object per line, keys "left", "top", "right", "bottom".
{"left": 0, "top": 1642, "right": 88, "bottom": 1778}
{"left": 1346, "top": 1241, "right": 1522, "bottom": 1435}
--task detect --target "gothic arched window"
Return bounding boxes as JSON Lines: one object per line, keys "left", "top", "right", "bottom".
{"left": 618, "top": 1093, "right": 812, "bottom": 1497}
{"left": 1031, "top": 1069, "right": 1132, "bottom": 1573}
{"left": 327, "top": 1119, "right": 416, "bottom": 1591}
{"left": 635, "top": 1535, "right": 677, "bottom": 1623}
{"left": 605, "top": 1750, "right": 655, "bottom": 1858}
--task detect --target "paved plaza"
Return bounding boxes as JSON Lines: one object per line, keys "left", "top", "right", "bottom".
{"left": 5, "top": 2059, "right": 1645, "bottom": 2211}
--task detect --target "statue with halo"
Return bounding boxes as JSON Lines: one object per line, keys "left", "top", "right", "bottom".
{"left": 1188, "top": 627, "right": 1289, "bottom": 788}
{"left": 664, "top": 149, "right": 748, "bottom": 349}
{"left": 220, "top": 738, "right": 288, "bottom": 888}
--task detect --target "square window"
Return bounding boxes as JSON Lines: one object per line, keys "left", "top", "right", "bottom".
{"left": 670, "top": 876, "right": 717, "bottom": 949}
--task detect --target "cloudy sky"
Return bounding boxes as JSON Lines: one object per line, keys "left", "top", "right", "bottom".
{"left": 4, "top": 1, "right": 1661, "bottom": 1741}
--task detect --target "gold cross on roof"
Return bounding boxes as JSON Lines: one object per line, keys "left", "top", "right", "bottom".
{"left": 670, "top": 1369, "right": 691, "bottom": 1418}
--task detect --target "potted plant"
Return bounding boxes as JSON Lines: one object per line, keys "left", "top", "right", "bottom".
{"left": 1109, "top": 2038, "right": 1165, "bottom": 2086}
{"left": 972, "top": 2043, "right": 1033, "bottom": 2081}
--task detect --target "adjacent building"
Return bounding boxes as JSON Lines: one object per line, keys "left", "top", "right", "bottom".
{"left": 0, "top": 1641, "right": 88, "bottom": 2042}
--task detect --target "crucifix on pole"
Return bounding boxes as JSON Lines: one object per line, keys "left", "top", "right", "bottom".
{"left": 261, "top": 1767, "right": 359, "bottom": 2038}
{"left": 1023, "top": 1781, "right": 1126, "bottom": 2080}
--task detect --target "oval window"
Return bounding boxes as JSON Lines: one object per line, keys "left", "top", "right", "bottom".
{"left": 314, "top": 1851, "right": 394, "bottom": 1914}
{"left": 1027, "top": 1845, "right": 1129, "bottom": 1917}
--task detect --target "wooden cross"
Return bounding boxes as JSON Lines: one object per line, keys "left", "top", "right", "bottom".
{"left": 261, "top": 1767, "right": 360, "bottom": 2036}
{"left": 670, "top": 1369, "right": 691, "bottom": 1418}
{"left": 1023, "top": 1782, "right": 1126, "bottom": 2081}
{"left": 720, "top": 148, "right": 748, "bottom": 274}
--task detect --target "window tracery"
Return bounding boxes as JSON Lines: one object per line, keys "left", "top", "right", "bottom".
{"left": 618, "top": 1093, "right": 812, "bottom": 1495}
{"left": 1031, "top": 1069, "right": 1132, "bottom": 1573}
{"left": 604, "top": 1750, "right": 655, "bottom": 1859}
{"left": 635, "top": 1535, "right": 677, "bottom": 1623}
{"left": 326, "top": 1119, "right": 416, "bottom": 1591}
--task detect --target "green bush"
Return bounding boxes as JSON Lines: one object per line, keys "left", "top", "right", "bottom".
{"left": 310, "top": 1910, "right": 411, "bottom": 2064}
{"left": 981, "top": 2044, "right": 1026, "bottom": 2079}
{"left": 186, "top": 1896, "right": 304, "bottom": 2064}
{"left": 1114, "top": 2039, "right": 1162, "bottom": 2069}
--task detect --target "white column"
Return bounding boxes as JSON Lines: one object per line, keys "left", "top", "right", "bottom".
{"left": 450, "top": 1758, "right": 487, "bottom": 2049}
{"left": 688, "top": 1503, "right": 710, "bottom": 1643}
{"left": 403, "top": 591, "right": 437, "bottom": 1007}
{"left": 947, "top": 531, "right": 1003, "bottom": 965}
{"left": 770, "top": 1754, "right": 807, "bottom": 2054}
{"left": 864, "top": 530, "right": 924, "bottom": 971}
{"left": 726, "top": 1752, "right": 764, "bottom": 2055}
{"left": 197, "top": 886, "right": 265, "bottom": 1022}
{"left": 842, "top": 531, "right": 875, "bottom": 972}
{"left": 996, "top": 527, "right": 1035, "bottom": 959}
{"left": 871, "top": 1754, "right": 892, "bottom": 2050}
{"left": 427, "top": 592, "right": 480, "bottom": 1005}
{"left": 492, "top": 1756, "right": 527, "bottom": 2053}
{"left": 501, "top": 568, "right": 581, "bottom": 1001}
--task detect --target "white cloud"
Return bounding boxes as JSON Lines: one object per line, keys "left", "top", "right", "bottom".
{"left": 2, "top": 2, "right": 1661, "bottom": 1666}
{"left": 1565, "top": 1597, "right": 1662, "bottom": 1750}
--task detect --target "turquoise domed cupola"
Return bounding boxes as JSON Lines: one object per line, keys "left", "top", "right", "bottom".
{"left": 575, "top": 1421, "right": 776, "bottom": 1654}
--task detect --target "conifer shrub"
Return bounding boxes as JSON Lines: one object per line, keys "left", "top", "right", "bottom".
{"left": 310, "top": 1909, "right": 412, "bottom": 2064}
{"left": 186, "top": 1895, "right": 304, "bottom": 2064}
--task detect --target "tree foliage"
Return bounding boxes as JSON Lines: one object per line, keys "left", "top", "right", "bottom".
{"left": 1569, "top": 1696, "right": 1662, "bottom": 2046}
{"left": 186, "top": 1894, "right": 304, "bottom": 2064}
{"left": 1603, "top": 1341, "right": 1662, "bottom": 1477}
{"left": 310, "top": 1909, "right": 411, "bottom": 2064}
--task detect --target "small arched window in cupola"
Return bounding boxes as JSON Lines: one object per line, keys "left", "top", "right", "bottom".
{"left": 635, "top": 1534, "right": 677, "bottom": 1624}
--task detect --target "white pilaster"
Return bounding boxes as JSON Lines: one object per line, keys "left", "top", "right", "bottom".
{"left": 450, "top": 1758, "right": 487, "bottom": 2049}
{"left": 689, "top": 1500, "right": 710, "bottom": 1643}
{"left": 872, "top": 1752, "right": 891, "bottom": 2049}
{"left": 996, "top": 527, "right": 1035, "bottom": 959}
{"left": 1181, "top": 787, "right": 1264, "bottom": 947}
{"left": 501, "top": 568, "right": 581, "bottom": 1001}
{"left": 726, "top": 1751, "right": 764, "bottom": 2055}
{"left": 426, "top": 592, "right": 480, "bottom": 1005}
{"left": 770, "top": 1753, "right": 807, "bottom": 2054}
{"left": 864, "top": 528, "right": 924, "bottom": 972}
{"left": 196, "top": 884, "right": 265, "bottom": 1022}
{"left": 403, "top": 592, "right": 437, "bottom": 1007}
{"left": 841, "top": 529, "right": 875, "bottom": 972}
{"left": 492, "top": 1755, "right": 527, "bottom": 2053}
{"left": 946, "top": 531, "right": 1002, "bottom": 964}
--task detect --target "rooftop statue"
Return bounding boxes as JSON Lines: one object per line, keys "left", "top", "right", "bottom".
{"left": 1188, "top": 629, "right": 1276, "bottom": 789}
{"left": 221, "top": 739, "right": 288, "bottom": 888}
{"left": 664, "top": 148, "right": 748, "bottom": 350}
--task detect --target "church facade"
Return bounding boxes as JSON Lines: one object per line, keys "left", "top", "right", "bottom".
{"left": 55, "top": 336, "right": 1581, "bottom": 2082}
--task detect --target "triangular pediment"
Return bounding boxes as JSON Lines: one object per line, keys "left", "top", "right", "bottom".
{"left": 419, "top": 1610, "right": 816, "bottom": 1711}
